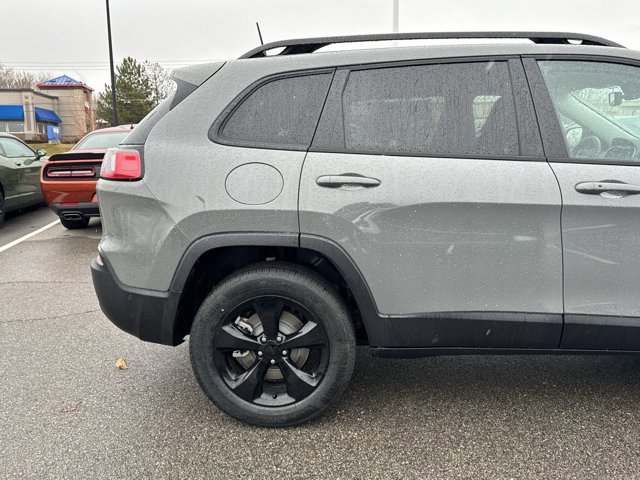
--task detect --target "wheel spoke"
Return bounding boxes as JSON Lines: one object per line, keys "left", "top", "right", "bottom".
{"left": 279, "top": 358, "right": 321, "bottom": 400}
{"left": 214, "top": 324, "right": 261, "bottom": 351}
{"left": 253, "top": 298, "right": 284, "bottom": 339}
{"left": 282, "top": 321, "right": 326, "bottom": 349}
{"left": 229, "top": 360, "right": 268, "bottom": 402}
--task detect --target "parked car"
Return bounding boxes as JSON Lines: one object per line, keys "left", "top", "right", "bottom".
{"left": 40, "top": 125, "right": 134, "bottom": 229}
{"left": 0, "top": 133, "right": 46, "bottom": 226}
{"left": 92, "top": 32, "right": 640, "bottom": 427}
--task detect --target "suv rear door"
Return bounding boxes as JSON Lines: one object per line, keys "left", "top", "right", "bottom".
{"left": 299, "top": 58, "right": 564, "bottom": 349}
{"left": 526, "top": 57, "right": 640, "bottom": 350}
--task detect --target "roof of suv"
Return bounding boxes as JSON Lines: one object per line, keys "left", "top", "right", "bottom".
{"left": 240, "top": 31, "right": 624, "bottom": 58}
{"left": 193, "top": 42, "right": 638, "bottom": 91}
{"left": 169, "top": 32, "right": 638, "bottom": 93}
{"left": 227, "top": 32, "right": 638, "bottom": 72}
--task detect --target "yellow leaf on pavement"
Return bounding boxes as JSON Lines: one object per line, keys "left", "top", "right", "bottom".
{"left": 115, "top": 358, "right": 128, "bottom": 370}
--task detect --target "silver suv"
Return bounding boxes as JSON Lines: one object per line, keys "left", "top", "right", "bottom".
{"left": 92, "top": 32, "right": 640, "bottom": 426}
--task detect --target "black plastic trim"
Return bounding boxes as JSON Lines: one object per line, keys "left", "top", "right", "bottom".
{"left": 91, "top": 257, "right": 181, "bottom": 346}
{"left": 548, "top": 158, "right": 640, "bottom": 167}
{"left": 167, "top": 231, "right": 391, "bottom": 347}
{"left": 508, "top": 58, "right": 545, "bottom": 157}
{"left": 371, "top": 346, "right": 640, "bottom": 358}
{"left": 169, "top": 78, "right": 197, "bottom": 110}
{"left": 387, "top": 311, "right": 562, "bottom": 349}
{"left": 240, "top": 32, "right": 624, "bottom": 58}
{"left": 169, "top": 232, "right": 300, "bottom": 292}
{"left": 562, "top": 314, "right": 640, "bottom": 350}
{"left": 48, "top": 152, "right": 105, "bottom": 162}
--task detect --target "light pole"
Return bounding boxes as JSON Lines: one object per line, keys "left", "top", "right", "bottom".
{"left": 106, "top": 0, "right": 118, "bottom": 126}
{"left": 392, "top": 0, "right": 399, "bottom": 33}
{"left": 392, "top": 0, "right": 399, "bottom": 46}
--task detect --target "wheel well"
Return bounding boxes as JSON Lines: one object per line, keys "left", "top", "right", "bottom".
{"left": 173, "top": 246, "right": 368, "bottom": 345}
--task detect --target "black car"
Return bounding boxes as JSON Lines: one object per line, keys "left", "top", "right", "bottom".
{"left": 0, "top": 133, "right": 46, "bottom": 226}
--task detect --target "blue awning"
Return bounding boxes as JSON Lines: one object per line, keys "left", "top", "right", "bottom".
{"left": 0, "top": 105, "right": 24, "bottom": 120}
{"left": 35, "top": 107, "right": 62, "bottom": 124}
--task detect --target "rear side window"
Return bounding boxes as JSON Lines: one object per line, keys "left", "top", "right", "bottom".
{"left": 218, "top": 73, "right": 333, "bottom": 149}
{"left": 313, "top": 61, "right": 519, "bottom": 157}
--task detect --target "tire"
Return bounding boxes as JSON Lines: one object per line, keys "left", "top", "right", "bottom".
{"left": 60, "top": 216, "right": 90, "bottom": 229}
{"left": 190, "top": 262, "right": 356, "bottom": 427}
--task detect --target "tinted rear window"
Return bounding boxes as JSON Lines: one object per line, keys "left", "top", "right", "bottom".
{"left": 218, "top": 73, "right": 333, "bottom": 149}
{"left": 313, "top": 62, "right": 519, "bottom": 157}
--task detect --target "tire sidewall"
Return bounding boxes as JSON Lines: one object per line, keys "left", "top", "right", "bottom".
{"left": 190, "top": 265, "right": 356, "bottom": 427}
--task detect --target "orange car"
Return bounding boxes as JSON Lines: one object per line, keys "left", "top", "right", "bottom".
{"left": 41, "top": 125, "right": 134, "bottom": 228}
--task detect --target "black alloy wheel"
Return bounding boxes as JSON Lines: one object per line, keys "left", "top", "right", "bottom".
{"left": 212, "top": 296, "right": 329, "bottom": 406}
{"left": 190, "top": 263, "right": 356, "bottom": 427}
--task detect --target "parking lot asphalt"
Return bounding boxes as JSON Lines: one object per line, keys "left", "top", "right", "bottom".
{"left": 0, "top": 205, "right": 58, "bottom": 248}
{"left": 2, "top": 209, "right": 640, "bottom": 479}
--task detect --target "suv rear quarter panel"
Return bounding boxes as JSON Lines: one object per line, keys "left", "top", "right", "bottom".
{"left": 101, "top": 60, "right": 319, "bottom": 290}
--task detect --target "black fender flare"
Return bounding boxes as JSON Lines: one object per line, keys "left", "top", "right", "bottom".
{"left": 169, "top": 232, "right": 392, "bottom": 347}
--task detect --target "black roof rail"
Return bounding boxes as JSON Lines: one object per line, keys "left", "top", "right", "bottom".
{"left": 240, "top": 31, "right": 624, "bottom": 59}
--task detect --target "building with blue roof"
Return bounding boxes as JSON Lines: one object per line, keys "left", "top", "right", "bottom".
{"left": 0, "top": 75, "right": 94, "bottom": 142}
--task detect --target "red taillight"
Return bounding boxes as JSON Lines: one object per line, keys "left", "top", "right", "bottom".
{"left": 101, "top": 148, "right": 142, "bottom": 181}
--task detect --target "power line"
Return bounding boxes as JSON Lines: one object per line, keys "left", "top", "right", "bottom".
{"left": 2, "top": 60, "right": 220, "bottom": 66}
{"left": 4, "top": 60, "right": 219, "bottom": 64}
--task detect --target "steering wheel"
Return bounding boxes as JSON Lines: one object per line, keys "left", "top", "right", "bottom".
{"left": 571, "top": 135, "right": 602, "bottom": 159}
{"left": 603, "top": 138, "right": 638, "bottom": 161}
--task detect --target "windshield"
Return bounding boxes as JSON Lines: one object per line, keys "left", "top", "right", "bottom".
{"left": 73, "top": 131, "right": 130, "bottom": 150}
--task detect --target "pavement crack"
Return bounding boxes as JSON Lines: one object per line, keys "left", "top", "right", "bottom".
{"left": 0, "top": 309, "right": 101, "bottom": 325}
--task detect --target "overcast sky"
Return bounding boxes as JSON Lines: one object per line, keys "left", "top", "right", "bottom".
{"left": 1, "top": 0, "right": 639, "bottom": 93}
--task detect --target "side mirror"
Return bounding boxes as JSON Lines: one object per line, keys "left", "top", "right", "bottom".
{"left": 609, "top": 91, "right": 624, "bottom": 107}
{"left": 35, "top": 149, "right": 46, "bottom": 159}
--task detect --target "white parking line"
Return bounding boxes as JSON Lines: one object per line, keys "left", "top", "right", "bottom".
{"left": 0, "top": 219, "right": 61, "bottom": 253}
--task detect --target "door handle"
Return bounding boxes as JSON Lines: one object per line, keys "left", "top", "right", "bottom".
{"left": 316, "top": 174, "right": 381, "bottom": 188}
{"left": 575, "top": 181, "right": 640, "bottom": 196}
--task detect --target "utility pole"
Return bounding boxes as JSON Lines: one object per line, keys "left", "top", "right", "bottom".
{"left": 392, "top": 0, "right": 399, "bottom": 46}
{"left": 106, "top": 0, "right": 118, "bottom": 126}
{"left": 392, "top": 0, "right": 399, "bottom": 33}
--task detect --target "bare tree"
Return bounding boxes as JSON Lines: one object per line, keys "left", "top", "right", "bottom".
{"left": 0, "top": 63, "right": 51, "bottom": 89}
{"left": 143, "top": 61, "right": 175, "bottom": 107}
